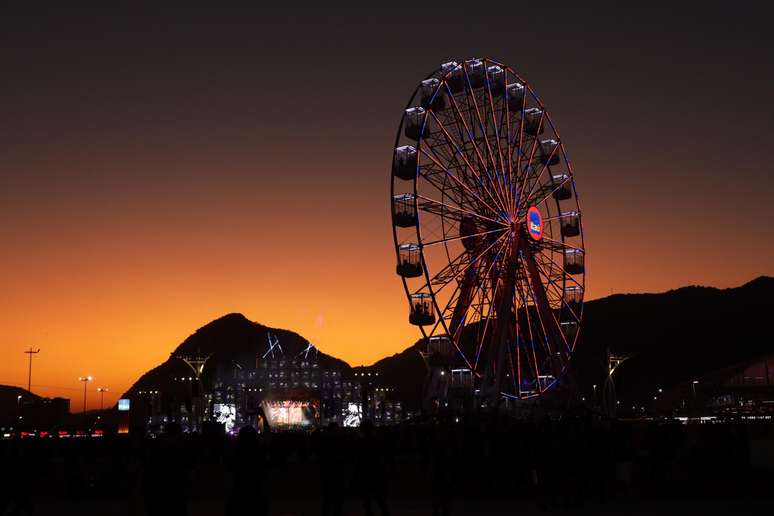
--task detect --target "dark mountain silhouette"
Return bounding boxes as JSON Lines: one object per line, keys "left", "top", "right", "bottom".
{"left": 0, "top": 386, "right": 41, "bottom": 417}
{"left": 122, "top": 313, "right": 353, "bottom": 399}
{"left": 572, "top": 276, "right": 774, "bottom": 402}
{"left": 120, "top": 277, "right": 773, "bottom": 410}
{"left": 357, "top": 276, "right": 774, "bottom": 406}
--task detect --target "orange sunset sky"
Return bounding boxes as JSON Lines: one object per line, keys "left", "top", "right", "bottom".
{"left": 1, "top": 6, "right": 772, "bottom": 409}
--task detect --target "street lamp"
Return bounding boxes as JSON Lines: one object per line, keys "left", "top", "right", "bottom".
{"left": 97, "top": 387, "right": 109, "bottom": 410}
{"left": 79, "top": 376, "right": 93, "bottom": 413}
{"left": 691, "top": 380, "right": 699, "bottom": 398}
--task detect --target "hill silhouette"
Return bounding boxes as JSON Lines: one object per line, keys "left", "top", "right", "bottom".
{"left": 118, "top": 277, "right": 773, "bottom": 409}
{"left": 358, "top": 276, "right": 774, "bottom": 407}
{"left": 122, "top": 313, "right": 352, "bottom": 400}
{"left": 0, "top": 385, "right": 41, "bottom": 417}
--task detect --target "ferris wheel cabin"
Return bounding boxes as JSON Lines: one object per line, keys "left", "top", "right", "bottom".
{"left": 397, "top": 243, "right": 423, "bottom": 278}
{"left": 564, "top": 249, "right": 585, "bottom": 275}
{"left": 404, "top": 107, "right": 426, "bottom": 140}
{"left": 393, "top": 145, "right": 418, "bottom": 180}
{"left": 409, "top": 293, "right": 435, "bottom": 326}
{"left": 560, "top": 211, "right": 581, "bottom": 237}
{"left": 524, "top": 108, "right": 545, "bottom": 135}
{"left": 564, "top": 286, "right": 583, "bottom": 309}
{"left": 440, "top": 61, "right": 464, "bottom": 94}
{"left": 465, "top": 58, "right": 486, "bottom": 88}
{"left": 427, "top": 335, "right": 454, "bottom": 358}
{"left": 450, "top": 368, "right": 474, "bottom": 390}
{"left": 539, "top": 139, "right": 561, "bottom": 166}
{"left": 420, "top": 78, "right": 446, "bottom": 110}
{"left": 392, "top": 193, "right": 417, "bottom": 227}
{"left": 506, "top": 82, "right": 525, "bottom": 111}
{"left": 551, "top": 174, "right": 573, "bottom": 200}
{"left": 561, "top": 321, "right": 579, "bottom": 342}
{"left": 487, "top": 65, "right": 506, "bottom": 95}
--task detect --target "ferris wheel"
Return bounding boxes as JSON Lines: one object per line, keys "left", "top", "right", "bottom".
{"left": 390, "top": 58, "right": 585, "bottom": 406}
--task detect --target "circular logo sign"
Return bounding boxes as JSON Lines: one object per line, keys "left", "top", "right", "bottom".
{"left": 527, "top": 206, "right": 543, "bottom": 240}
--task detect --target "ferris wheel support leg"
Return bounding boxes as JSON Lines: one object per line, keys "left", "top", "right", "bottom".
{"left": 483, "top": 233, "right": 521, "bottom": 405}
{"left": 450, "top": 262, "right": 479, "bottom": 340}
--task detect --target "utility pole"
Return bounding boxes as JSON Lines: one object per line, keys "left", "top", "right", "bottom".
{"left": 79, "top": 376, "right": 93, "bottom": 413}
{"left": 24, "top": 348, "right": 40, "bottom": 393}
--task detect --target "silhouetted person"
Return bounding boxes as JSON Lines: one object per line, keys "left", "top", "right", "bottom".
{"left": 430, "top": 424, "right": 454, "bottom": 516}
{"left": 318, "top": 422, "right": 346, "bottom": 516}
{"left": 0, "top": 439, "right": 36, "bottom": 515}
{"left": 143, "top": 422, "right": 189, "bottom": 516}
{"left": 226, "top": 425, "right": 267, "bottom": 516}
{"left": 354, "top": 420, "right": 390, "bottom": 516}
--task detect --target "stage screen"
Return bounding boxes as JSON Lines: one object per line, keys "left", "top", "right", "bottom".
{"left": 265, "top": 400, "right": 316, "bottom": 428}
{"left": 118, "top": 399, "right": 130, "bottom": 411}
{"left": 213, "top": 403, "right": 236, "bottom": 432}
{"left": 342, "top": 403, "right": 362, "bottom": 428}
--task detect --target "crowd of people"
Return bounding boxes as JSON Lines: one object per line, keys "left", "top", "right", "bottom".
{"left": 0, "top": 411, "right": 771, "bottom": 515}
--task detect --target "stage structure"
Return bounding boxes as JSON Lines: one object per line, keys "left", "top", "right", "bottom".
{"left": 390, "top": 58, "right": 585, "bottom": 409}
{"left": 175, "top": 351, "right": 212, "bottom": 432}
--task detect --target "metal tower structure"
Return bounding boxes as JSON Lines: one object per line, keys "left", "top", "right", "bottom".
{"left": 175, "top": 351, "right": 212, "bottom": 432}
{"left": 601, "top": 348, "right": 630, "bottom": 418}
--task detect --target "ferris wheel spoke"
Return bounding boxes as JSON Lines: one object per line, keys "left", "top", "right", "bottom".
{"left": 418, "top": 159, "right": 481, "bottom": 213}
{"left": 422, "top": 226, "right": 506, "bottom": 248}
{"left": 537, "top": 235, "right": 583, "bottom": 253}
{"left": 418, "top": 168, "right": 487, "bottom": 219}
{"left": 511, "top": 84, "right": 529, "bottom": 209}
{"left": 432, "top": 96, "right": 486, "bottom": 181}
{"left": 472, "top": 236, "right": 512, "bottom": 369}
{"left": 416, "top": 195, "right": 506, "bottom": 226}
{"left": 524, "top": 174, "right": 571, "bottom": 212}
{"left": 517, "top": 263, "right": 555, "bottom": 361}
{"left": 416, "top": 231, "right": 508, "bottom": 296}
{"left": 522, "top": 143, "right": 560, "bottom": 206}
{"left": 514, "top": 278, "right": 542, "bottom": 384}
{"left": 441, "top": 86, "right": 510, "bottom": 212}
{"left": 440, "top": 84, "right": 487, "bottom": 170}
{"left": 433, "top": 234, "right": 508, "bottom": 371}
{"left": 464, "top": 88, "right": 498, "bottom": 182}
{"left": 421, "top": 131, "right": 499, "bottom": 213}
{"left": 516, "top": 111, "right": 546, "bottom": 210}
{"left": 461, "top": 78, "right": 512, "bottom": 214}
{"left": 443, "top": 232, "right": 510, "bottom": 363}
{"left": 534, "top": 249, "right": 584, "bottom": 292}
{"left": 418, "top": 145, "right": 501, "bottom": 217}
{"left": 493, "top": 82, "right": 516, "bottom": 216}
{"left": 531, "top": 258, "right": 581, "bottom": 337}
{"left": 530, "top": 259, "right": 580, "bottom": 352}
{"left": 425, "top": 274, "right": 466, "bottom": 337}
{"left": 428, "top": 110, "right": 509, "bottom": 214}
{"left": 438, "top": 244, "right": 497, "bottom": 332}
{"left": 482, "top": 66, "right": 510, "bottom": 214}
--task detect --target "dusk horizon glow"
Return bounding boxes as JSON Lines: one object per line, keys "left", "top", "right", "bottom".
{"left": 2, "top": 6, "right": 772, "bottom": 409}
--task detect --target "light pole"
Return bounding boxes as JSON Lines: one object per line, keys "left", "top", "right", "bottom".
{"left": 79, "top": 376, "right": 93, "bottom": 413}
{"left": 97, "top": 387, "right": 109, "bottom": 410}
{"left": 691, "top": 380, "right": 699, "bottom": 398}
